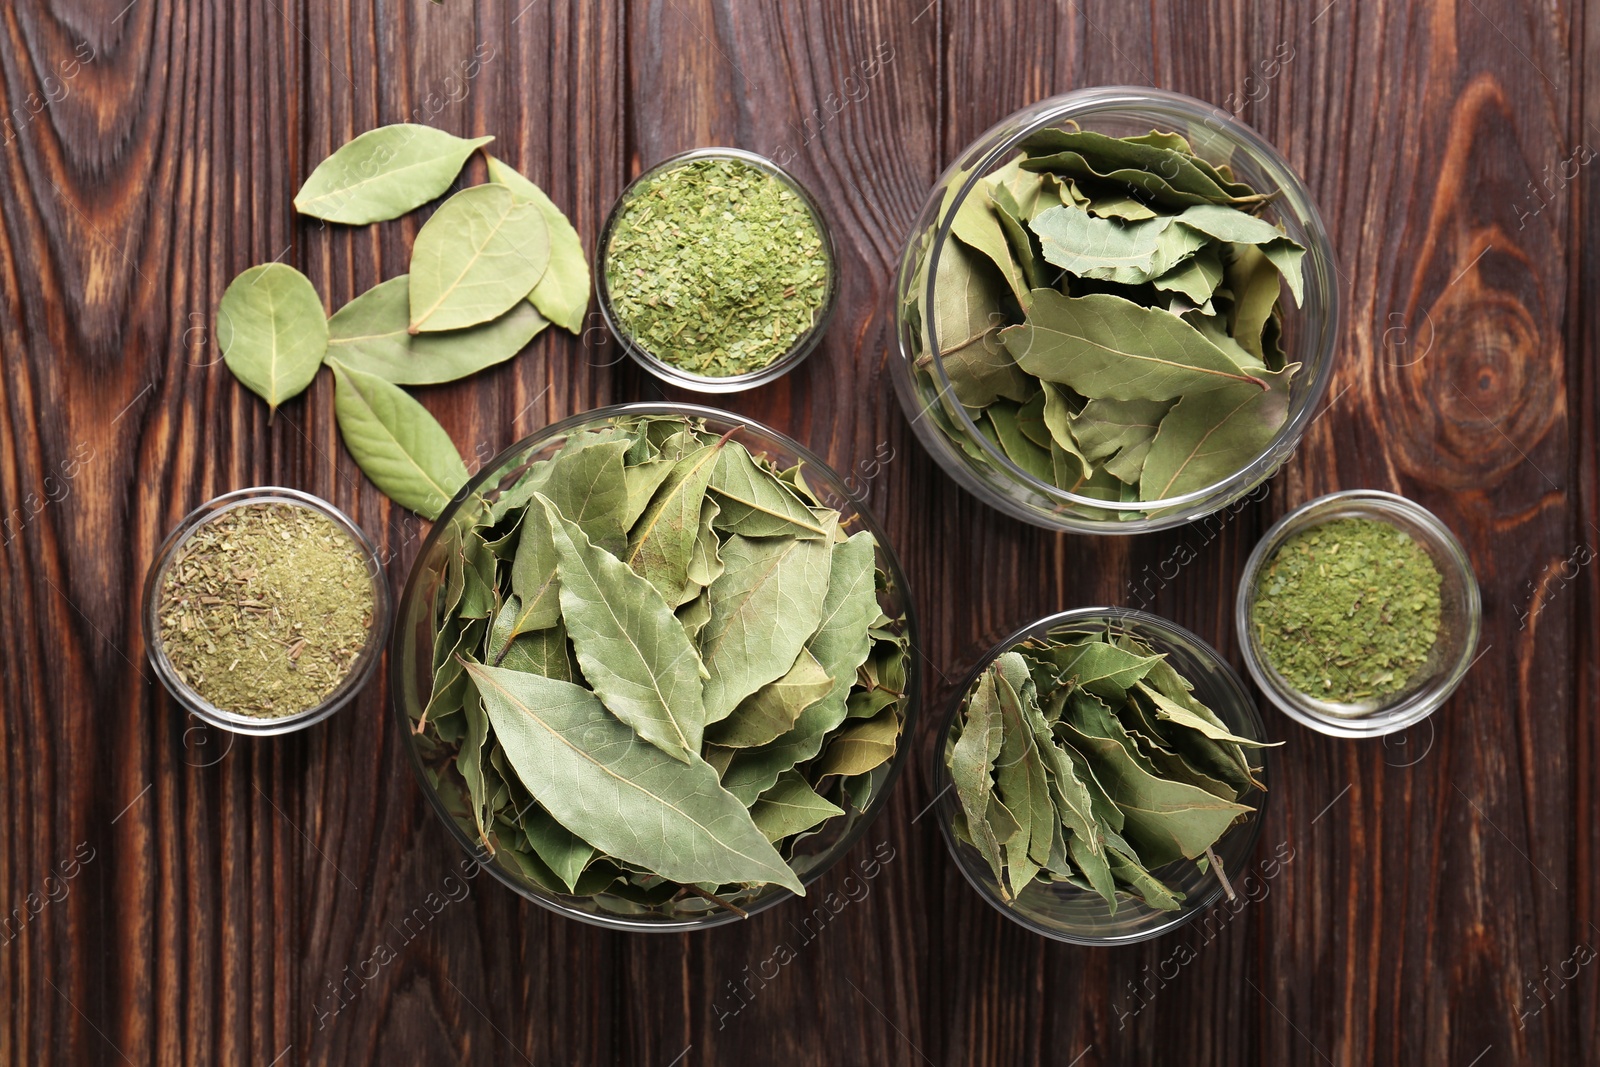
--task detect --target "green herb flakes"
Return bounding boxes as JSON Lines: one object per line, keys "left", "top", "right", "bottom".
{"left": 1251, "top": 517, "right": 1443, "bottom": 702}
{"left": 157, "top": 503, "right": 375, "bottom": 717}
{"left": 603, "top": 157, "right": 831, "bottom": 378}
{"left": 945, "top": 627, "right": 1278, "bottom": 912}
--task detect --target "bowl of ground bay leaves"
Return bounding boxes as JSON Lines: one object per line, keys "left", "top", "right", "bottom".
{"left": 393, "top": 404, "right": 917, "bottom": 929}
{"left": 1236, "top": 490, "right": 1481, "bottom": 738}
{"left": 935, "top": 608, "right": 1277, "bottom": 944}
{"left": 893, "top": 87, "right": 1340, "bottom": 532}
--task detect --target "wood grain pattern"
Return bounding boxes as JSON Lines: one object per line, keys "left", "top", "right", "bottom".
{"left": 1, "top": 1, "right": 1595, "bottom": 1064}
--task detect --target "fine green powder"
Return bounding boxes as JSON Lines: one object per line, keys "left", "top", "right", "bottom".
{"left": 1252, "top": 517, "right": 1443, "bottom": 702}
{"left": 158, "top": 502, "right": 375, "bottom": 717}
{"left": 603, "top": 156, "right": 830, "bottom": 377}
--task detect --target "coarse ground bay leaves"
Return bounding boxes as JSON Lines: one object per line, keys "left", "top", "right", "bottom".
{"left": 1005, "top": 290, "right": 1269, "bottom": 402}
{"left": 326, "top": 276, "right": 547, "bottom": 385}
{"left": 705, "top": 649, "right": 833, "bottom": 749}
{"left": 538, "top": 495, "right": 706, "bottom": 763}
{"left": 466, "top": 663, "right": 803, "bottom": 894}
{"left": 707, "top": 442, "right": 830, "bottom": 540}
{"left": 218, "top": 264, "right": 328, "bottom": 414}
{"left": 749, "top": 771, "right": 845, "bottom": 844}
{"left": 329, "top": 360, "right": 469, "bottom": 519}
{"left": 293, "top": 124, "right": 493, "bottom": 225}
{"left": 699, "top": 529, "right": 834, "bottom": 724}
{"left": 485, "top": 154, "right": 590, "bottom": 333}
{"left": 1139, "top": 365, "right": 1295, "bottom": 501}
{"left": 409, "top": 184, "right": 550, "bottom": 333}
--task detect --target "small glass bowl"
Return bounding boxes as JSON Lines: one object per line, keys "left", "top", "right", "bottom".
{"left": 1235, "top": 490, "right": 1481, "bottom": 738}
{"left": 892, "top": 86, "right": 1341, "bottom": 533}
{"left": 392, "top": 403, "right": 919, "bottom": 931}
{"left": 595, "top": 147, "right": 839, "bottom": 394}
{"left": 142, "top": 487, "right": 391, "bottom": 737}
{"left": 933, "top": 607, "right": 1271, "bottom": 945}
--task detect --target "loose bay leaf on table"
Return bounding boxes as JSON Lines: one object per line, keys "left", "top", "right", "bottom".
{"left": 705, "top": 649, "right": 833, "bottom": 749}
{"left": 409, "top": 184, "right": 550, "bottom": 333}
{"left": 749, "top": 771, "right": 845, "bottom": 844}
{"left": 293, "top": 124, "right": 493, "bottom": 224}
{"left": 218, "top": 264, "right": 328, "bottom": 414}
{"left": 1004, "top": 290, "right": 1269, "bottom": 402}
{"left": 538, "top": 495, "right": 706, "bottom": 763}
{"left": 467, "top": 663, "right": 803, "bottom": 894}
{"left": 1138, "top": 365, "right": 1295, "bottom": 501}
{"left": 707, "top": 442, "right": 831, "bottom": 540}
{"left": 329, "top": 360, "right": 469, "bottom": 519}
{"left": 699, "top": 529, "right": 834, "bottom": 725}
{"left": 485, "top": 154, "right": 590, "bottom": 333}
{"left": 624, "top": 442, "right": 723, "bottom": 605}
{"left": 326, "top": 276, "right": 548, "bottom": 385}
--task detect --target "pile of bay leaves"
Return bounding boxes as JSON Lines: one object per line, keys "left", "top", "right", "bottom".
{"left": 413, "top": 413, "right": 909, "bottom": 914}
{"left": 904, "top": 126, "right": 1307, "bottom": 509}
{"left": 217, "top": 122, "right": 589, "bottom": 519}
{"left": 944, "top": 627, "right": 1276, "bottom": 912}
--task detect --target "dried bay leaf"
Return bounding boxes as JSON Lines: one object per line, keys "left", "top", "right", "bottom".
{"left": 708, "top": 442, "right": 830, "bottom": 540}
{"left": 409, "top": 184, "right": 550, "bottom": 333}
{"left": 326, "top": 276, "right": 547, "bottom": 385}
{"left": 705, "top": 649, "right": 833, "bottom": 749}
{"left": 952, "top": 188, "right": 1031, "bottom": 307}
{"left": 624, "top": 441, "right": 724, "bottom": 605}
{"left": 814, "top": 706, "right": 900, "bottom": 778}
{"left": 329, "top": 360, "right": 469, "bottom": 519}
{"left": 538, "top": 495, "right": 706, "bottom": 763}
{"left": 485, "top": 154, "right": 591, "bottom": 333}
{"left": 950, "top": 671, "right": 1008, "bottom": 885}
{"left": 218, "top": 264, "right": 328, "bottom": 414}
{"left": 294, "top": 124, "right": 493, "bottom": 225}
{"left": 467, "top": 663, "right": 803, "bottom": 894}
{"left": 749, "top": 771, "right": 844, "bottom": 844}
{"left": 1139, "top": 365, "right": 1296, "bottom": 501}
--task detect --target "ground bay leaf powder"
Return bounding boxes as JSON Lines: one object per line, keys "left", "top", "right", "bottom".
{"left": 157, "top": 502, "right": 375, "bottom": 717}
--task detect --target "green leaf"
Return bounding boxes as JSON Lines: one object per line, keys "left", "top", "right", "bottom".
{"left": 537, "top": 436, "right": 632, "bottom": 556}
{"left": 705, "top": 649, "right": 834, "bottom": 749}
{"left": 749, "top": 771, "right": 844, "bottom": 844}
{"left": 986, "top": 400, "right": 1055, "bottom": 483}
{"left": 218, "top": 264, "right": 328, "bottom": 413}
{"left": 623, "top": 442, "right": 724, "bottom": 605}
{"left": 1139, "top": 365, "right": 1296, "bottom": 501}
{"left": 507, "top": 500, "right": 563, "bottom": 638}
{"left": 293, "top": 124, "right": 493, "bottom": 225}
{"left": 803, "top": 532, "right": 880, "bottom": 718}
{"left": 952, "top": 189, "right": 1030, "bottom": 307}
{"left": 486, "top": 154, "right": 591, "bottom": 333}
{"left": 325, "top": 276, "right": 547, "bottom": 385}
{"left": 538, "top": 494, "right": 706, "bottom": 763}
{"left": 924, "top": 238, "right": 1030, "bottom": 407}
{"left": 466, "top": 663, "right": 803, "bottom": 894}
{"left": 949, "top": 671, "right": 1007, "bottom": 886}
{"left": 329, "top": 360, "right": 468, "bottom": 518}
{"left": 1031, "top": 637, "right": 1162, "bottom": 702}
{"left": 1151, "top": 245, "right": 1224, "bottom": 305}
{"left": 1028, "top": 204, "right": 1171, "bottom": 276}
{"left": 1173, "top": 203, "right": 1305, "bottom": 304}
{"left": 1020, "top": 129, "right": 1259, "bottom": 206}
{"left": 520, "top": 806, "right": 594, "bottom": 893}
{"left": 1226, "top": 245, "right": 1287, "bottom": 363}
{"left": 408, "top": 184, "right": 550, "bottom": 333}
{"left": 1067, "top": 397, "right": 1174, "bottom": 466}
{"left": 1004, "top": 290, "right": 1269, "bottom": 401}
{"left": 1134, "top": 682, "right": 1281, "bottom": 749}
{"left": 498, "top": 621, "right": 574, "bottom": 681}
{"left": 815, "top": 706, "right": 900, "bottom": 778}
{"left": 708, "top": 442, "right": 831, "bottom": 539}
{"left": 699, "top": 530, "right": 834, "bottom": 724}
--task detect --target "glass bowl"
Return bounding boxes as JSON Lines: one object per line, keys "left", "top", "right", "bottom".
{"left": 1235, "top": 490, "right": 1481, "bottom": 738}
{"left": 142, "top": 487, "right": 391, "bottom": 737}
{"left": 892, "top": 86, "right": 1341, "bottom": 533}
{"left": 596, "top": 148, "right": 839, "bottom": 393}
{"left": 392, "top": 403, "right": 919, "bottom": 931}
{"left": 933, "top": 607, "right": 1271, "bottom": 945}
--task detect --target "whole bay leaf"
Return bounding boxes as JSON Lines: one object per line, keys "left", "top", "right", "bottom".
{"left": 1138, "top": 365, "right": 1295, "bottom": 501}
{"left": 521, "top": 806, "right": 594, "bottom": 893}
{"left": 538, "top": 495, "right": 706, "bottom": 763}
{"left": 485, "top": 154, "right": 591, "bottom": 333}
{"left": 1030, "top": 637, "right": 1162, "bottom": 701}
{"left": 699, "top": 529, "right": 834, "bottom": 724}
{"left": 624, "top": 442, "right": 723, "bottom": 604}
{"left": 800, "top": 531, "right": 880, "bottom": 719}
{"left": 1173, "top": 203, "right": 1305, "bottom": 304}
{"left": 293, "top": 124, "right": 493, "bottom": 225}
{"left": 218, "top": 263, "right": 328, "bottom": 414}
{"left": 507, "top": 498, "right": 563, "bottom": 638}
{"left": 952, "top": 189, "right": 1031, "bottom": 308}
{"left": 1004, "top": 290, "right": 1269, "bottom": 401}
{"left": 707, "top": 442, "right": 830, "bottom": 540}
{"left": 498, "top": 621, "right": 574, "bottom": 681}
{"left": 1028, "top": 203, "right": 1170, "bottom": 276}
{"left": 950, "top": 671, "right": 1008, "bottom": 886}
{"left": 326, "top": 275, "right": 548, "bottom": 385}
{"left": 986, "top": 400, "right": 1054, "bottom": 483}
{"left": 814, "top": 705, "right": 900, "bottom": 778}
{"left": 749, "top": 771, "right": 845, "bottom": 844}
{"left": 1225, "top": 244, "right": 1285, "bottom": 362}
{"left": 925, "top": 238, "right": 1031, "bottom": 408}
{"left": 705, "top": 649, "right": 833, "bottom": 749}
{"left": 467, "top": 663, "right": 803, "bottom": 894}
{"left": 329, "top": 360, "right": 469, "bottom": 519}
{"left": 1067, "top": 397, "right": 1174, "bottom": 464}
{"left": 408, "top": 184, "right": 550, "bottom": 333}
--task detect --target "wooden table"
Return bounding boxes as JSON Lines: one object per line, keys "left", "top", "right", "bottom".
{"left": 3, "top": 1, "right": 1595, "bottom": 1063}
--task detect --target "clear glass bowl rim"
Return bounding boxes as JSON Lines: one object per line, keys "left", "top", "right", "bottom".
{"left": 1233, "top": 489, "right": 1483, "bottom": 738}
{"left": 905, "top": 85, "right": 1341, "bottom": 524}
{"left": 391, "top": 401, "right": 921, "bottom": 932}
{"left": 141, "top": 486, "right": 392, "bottom": 737}
{"left": 594, "top": 147, "right": 841, "bottom": 394}
{"left": 931, "top": 606, "right": 1270, "bottom": 945}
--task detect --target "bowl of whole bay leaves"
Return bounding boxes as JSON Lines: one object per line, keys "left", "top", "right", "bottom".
{"left": 935, "top": 608, "right": 1277, "bottom": 945}
{"left": 893, "top": 86, "right": 1340, "bottom": 532}
{"left": 393, "top": 404, "right": 917, "bottom": 929}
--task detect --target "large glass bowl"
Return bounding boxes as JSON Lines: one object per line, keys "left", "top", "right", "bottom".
{"left": 892, "top": 86, "right": 1341, "bottom": 533}
{"left": 933, "top": 608, "right": 1272, "bottom": 945}
{"left": 392, "top": 403, "right": 919, "bottom": 931}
